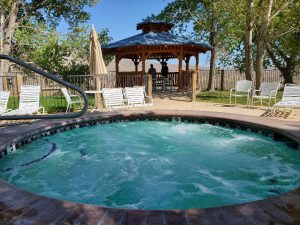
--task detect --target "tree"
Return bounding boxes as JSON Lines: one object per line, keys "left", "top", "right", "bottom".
{"left": 254, "top": 0, "right": 274, "bottom": 89}
{"left": 266, "top": 0, "right": 300, "bottom": 84}
{"left": 158, "top": 0, "right": 242, "bottom": 91}
{"left": 0, "top": 0, "right": 98, "bottom": 73}
{"left": 267, "top": 34, "right": 300, "bottom": 84}
{"left": 252, "top": 0, "right": 300, "bottom": 89}
{"left": 13, "top": 23, "right": 113, "bottom": 76}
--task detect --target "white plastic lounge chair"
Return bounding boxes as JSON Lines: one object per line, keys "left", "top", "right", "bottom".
{"left": 272, "top": 84, "right": 300, "bottom": 115}
{"left": 61, "top": 87, "right": 83, "bottom": 113}
{"left": 230, "top": 80, "right": 253, "bottom": 106}
{"left": 102, "top": 88, "right": 129, "bottom": 111}
{"left": 251, "top": 82, "right": 280, "bottom": 106}
{"left": 2, "top": 85, "right": 44, "bottom": 116}
{"left": 124, "top": 87, "right": 153, "bottom": 107}
{"left": 0, "top": 91, "right": 10, "bottom": 115}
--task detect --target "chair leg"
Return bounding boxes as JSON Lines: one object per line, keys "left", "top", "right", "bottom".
{"left": 230, "top": 94, "right": 232, "bottom": 106}
{"left": 247, "top": 96, "right": 249, "bottom": 107}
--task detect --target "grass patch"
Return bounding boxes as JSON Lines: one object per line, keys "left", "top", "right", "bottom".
{"left": 7, "top": 95, "right": 96, "bottom": 114}
{"left": 197, "top": 90, "right": 283, "bottom": 106}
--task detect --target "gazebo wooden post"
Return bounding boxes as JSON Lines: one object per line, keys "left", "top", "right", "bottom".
{"left": 178, "top": 51, "right": 183, "bottom": 92}
{"left": 185, "top": 56, "right": 190, "bottom": 71}
{"left": 115, "top": 55, "right": 120, "bottom": 87}
{"left": 141, "top": 50, "right": 146, "bottom": 86}
{"left": 115, "top": 55, "right": 120, "bottom": 74}
{"left": 195, "top": 54, "right": 199, "bottom": 89}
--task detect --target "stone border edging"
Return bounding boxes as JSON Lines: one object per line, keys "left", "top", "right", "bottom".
{"left": 0, "top": 110, "right": 300, "bottom": 224}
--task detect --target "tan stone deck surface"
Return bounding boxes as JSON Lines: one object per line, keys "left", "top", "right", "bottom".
{"left": 0, "top": 102, "right": 300, "bottom": 224}
{"left": 152, "top": 92, "right": 300, "bottom": 121}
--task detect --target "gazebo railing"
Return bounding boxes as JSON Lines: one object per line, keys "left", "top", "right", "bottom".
{"left": 68, "top": 72, "right": 181, "bottom": 89}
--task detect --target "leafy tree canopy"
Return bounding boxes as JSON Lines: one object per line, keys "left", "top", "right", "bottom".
{"left": 13, "top": 23, "right": 112, "bottom": 76}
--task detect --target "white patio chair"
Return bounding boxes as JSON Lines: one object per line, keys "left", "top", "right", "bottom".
{"left": 251, "top": 82, "right": 280, "bottom": 107}
{"left": 272, "top": 84, "right": 300, "bottom": 115}
{"left": 102, "top": 88, "right": 129, "bottom": 111}
{"left": 230, "top": 80, "right": 253, "bottom": 106}
{"left": 61, "top": 87, "right": 83, "bottom": 113}
{"left": 124, "top": 86, "right": 153, "bottom": 108}
{"left": 155, "top": 76, "right": 165, "bottom": 91}
{"left": 164, "top": 77, "right": 173, "bottom": 91}
{"left": 2, "top": 85, "right": 44, "bottom": 116}
{"left": 0, "top": 91, "right": 10, "bottom": 115}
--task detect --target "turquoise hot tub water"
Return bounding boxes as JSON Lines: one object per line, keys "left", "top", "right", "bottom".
{"left": 0, "top": 121, "right": 300, "bottom": 210}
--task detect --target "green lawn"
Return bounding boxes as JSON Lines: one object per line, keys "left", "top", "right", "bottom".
{"left": 7, "top": 95, "right": 96, "bottom": 114}
{"left": 6, "top": 91, "right": 282, "bottom": 114}
{"left": 197, "top": 90, "right": 283, "bottom": 106}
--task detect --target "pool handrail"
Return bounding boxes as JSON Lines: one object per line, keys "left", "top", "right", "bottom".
{"left": 0, "top": 54, "right": 88, "bottom": 120}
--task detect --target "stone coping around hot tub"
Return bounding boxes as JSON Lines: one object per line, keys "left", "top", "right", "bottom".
{"left": 0, "top": 110, "right": 300, "bottom": 224}
{"left": 1, "top": 110, "right": 299, "bottom": 157}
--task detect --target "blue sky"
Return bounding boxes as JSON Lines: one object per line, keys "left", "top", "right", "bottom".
{"left": 58, "top": 0, "right": 210, "bottom": 67}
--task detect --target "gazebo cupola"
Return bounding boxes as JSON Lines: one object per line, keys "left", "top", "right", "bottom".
{"left": 102, "top": 20, "right": 212, "bottom": 91}
{"left": 136, "top": 20, "right": 174, "bottom": 33}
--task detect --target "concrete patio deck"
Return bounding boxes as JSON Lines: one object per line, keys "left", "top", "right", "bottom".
{"left": 152, "top": 92, "right": 300, "bottom": 121}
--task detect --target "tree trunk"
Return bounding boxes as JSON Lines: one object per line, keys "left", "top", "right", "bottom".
{"left": 255, "top": 38, "right": 265, "bottom": 89}
{"left": 2, "top": 1, "right": 19, "bottom": 74}
{"left": 282, "top": 70, "right": 294, "bottom": 84}
{"left": 207, "top": 12, "right": 216, "bottom": 92}
{"left": 0, "top": 13, "right": 5, "bottom": 90}
{"left": 255, "top": 0, "right": 273, "bottom": 90}
{"left": 245, "top": 0, "right": 254, "bottom": 81}
{"left": 207, "top": 47, "right": 216, "bottom": 91}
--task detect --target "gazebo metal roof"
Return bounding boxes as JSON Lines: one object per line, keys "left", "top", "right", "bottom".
{"left": 103, "top": 31, "right": 212, "bottom": 52}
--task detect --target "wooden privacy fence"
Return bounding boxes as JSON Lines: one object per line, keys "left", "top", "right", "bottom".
{"left": 199, "top": 69, "right": 300, "bottom": 91}
{"left": 69, "top": 69, "right": 292, "bottom": 92}
{"left": 1, "top": 72, "right": 67, "bottom": 110}
{"left": 68, "top": 72, "right": 116, "bottom": 90}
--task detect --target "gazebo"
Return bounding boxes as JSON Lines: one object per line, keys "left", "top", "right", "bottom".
{"left": 102, "top": 20, "right": 212, "bottom": 91}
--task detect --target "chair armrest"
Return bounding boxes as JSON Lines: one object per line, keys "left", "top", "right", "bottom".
{"left": 230, "top": 88, "right": 235, "bottom": 93}
{"left": 125, "top": 98, "right": 133, "bottom": 106}
{"left": 144, "top": 91, "right": 150, "bottom": 98}
{"left": 70, "top": 94, "right": 80, "bottom": 98}
{"left": 269, "top": 90, "right": 278, "bottom": 97}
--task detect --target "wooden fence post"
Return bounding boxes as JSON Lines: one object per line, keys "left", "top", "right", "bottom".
{"left": 221, "top": 69, "right": 225, "bottom": 91}
{"left": 147, "top": 74, "right": 152, "bottom": 98}
{"left": 192, "top": 71, "right": 197, "bottom": 102}
{"left": 16, "top": 73, "right": 23, "bottom": 96}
